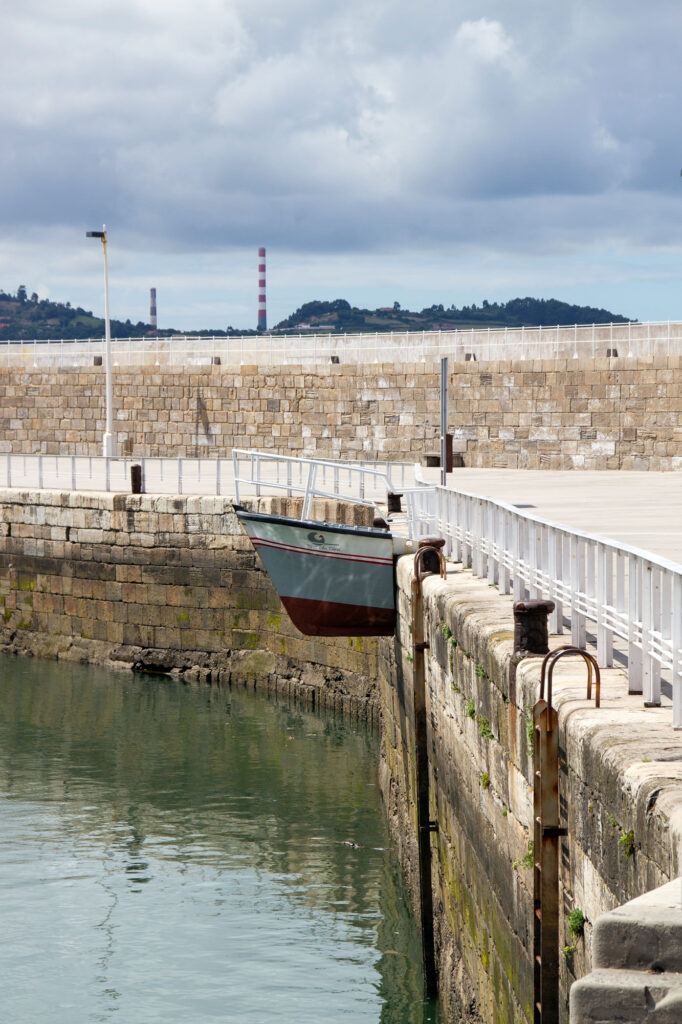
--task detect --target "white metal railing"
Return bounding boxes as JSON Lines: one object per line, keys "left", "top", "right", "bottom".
{"left": 0, "top": 451, "right": 415, "bottom": 501}
{"left": 232, "top": 449, "right": 413, "bottom": 518}
{"left": 0, "top": 454, "right": 236, "bottom": 495}
{"left": 3, "top": 319, "right": 682, "bottom": 367}
{"left": 407, "top": 481, "right": 682, "bottom": 729}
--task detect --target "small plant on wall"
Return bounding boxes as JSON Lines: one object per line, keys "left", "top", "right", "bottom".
{"left": 619, "top": 829, "right": 635, "bottom": 859}
{"left": 567, "top": 908, "right": 585, "bottom": 938}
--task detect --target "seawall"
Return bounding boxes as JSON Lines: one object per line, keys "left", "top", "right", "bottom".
{"left": 380, "top": 559, "right": 682, "bottom": 1022}
{"left": 0, "top": 489, "right": 380, "bottom": 721}
{"left": 2, "top": 490, "right": 682, "bottom": 1023}
{"left": 2, "top": 354, "right": 682, "bottom": 468}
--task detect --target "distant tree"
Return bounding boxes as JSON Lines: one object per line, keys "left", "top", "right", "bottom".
{"left": 17, "top": 285, "right": 27, "bottom": 303}
{"left": 393, "top": 301, "right": 401, "bottom": 311}
{"left": 30, "top": 292, "right": 38, "bottom": 304}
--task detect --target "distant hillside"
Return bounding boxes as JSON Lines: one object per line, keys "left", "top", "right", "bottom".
{"left": 0, "top": 287, "right": 257, "bottom": 340}
{"left": 0, "top": 286, "right": 152, "bottom": 340}
{"left": 274, "top": 297, "right": 633, "bottom": 333}
{"left": 0, "top": 286, "right": 632, "bottom": 340}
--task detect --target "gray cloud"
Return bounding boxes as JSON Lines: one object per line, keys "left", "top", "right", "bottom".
{"left": 2, "top": 0, "right": 682, "bottom": 280}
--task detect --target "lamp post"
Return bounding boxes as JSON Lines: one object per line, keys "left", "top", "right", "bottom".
{"left": 86, "top": 226, "right": 116, "bottom": 457}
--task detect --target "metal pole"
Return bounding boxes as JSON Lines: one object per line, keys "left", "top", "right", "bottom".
{"left": 87, "top": 227, "right": 116, "bottom": 456}
{"left": 440, "top": 356, "right": 449, "bottom": 486}
{"left": 411, "top": 560, "right": 438, "bottom": 998}
{"left": 101, "top": 227, "right": 115, "bottom": 456}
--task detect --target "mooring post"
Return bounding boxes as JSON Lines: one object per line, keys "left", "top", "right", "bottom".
{"left": 411, "top": 538, "right": 446, "bottom": 998}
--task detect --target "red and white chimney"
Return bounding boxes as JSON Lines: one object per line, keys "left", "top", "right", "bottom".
{"left": 257, "top": 247, "right": 267, "bottom": 331}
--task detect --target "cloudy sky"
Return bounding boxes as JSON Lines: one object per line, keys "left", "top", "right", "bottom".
{"left": 2, "top": 0, "right": 681, "bottom": 330}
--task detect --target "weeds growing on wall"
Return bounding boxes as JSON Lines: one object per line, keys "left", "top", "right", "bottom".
{"left": 477, "top": 714, "right": 494, "bottom": 739}
{"left": 567, "top": 908, "right": 585, "bottom": 937}
{"left": 619, "top": 830, "right": 635, "bottom": 859}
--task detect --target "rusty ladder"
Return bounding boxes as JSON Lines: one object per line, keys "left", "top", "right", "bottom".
{"left": 533, "top": 646, "right": 600, "bottom": 1024}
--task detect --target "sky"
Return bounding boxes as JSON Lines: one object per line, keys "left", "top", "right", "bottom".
{"left": 2, "top": 0, "right": 682, "bottom": 331}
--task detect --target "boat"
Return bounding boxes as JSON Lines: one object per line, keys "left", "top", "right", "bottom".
{"left": 235, "top": 505, "right": 411, "bottom": 636}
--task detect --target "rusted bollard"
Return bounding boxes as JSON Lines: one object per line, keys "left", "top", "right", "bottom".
{"left": 513, "top": 599, "right": 555, "bottom": 656}
{"left": 130, "top": 464, "right": 142, "bottom": 494}
{"left": 387, "top": 492, "right": 403, "bottom": 514}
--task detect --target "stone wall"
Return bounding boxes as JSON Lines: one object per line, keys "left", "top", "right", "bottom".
{"left": 3, "top": 488, "right": 682, "bottom": 1023}
{"left": 0, "top": 489, "right": 380, "bottom": 721}
{"left": 380, "top": 559, "right": 682, "bottom": 1023}
{"left": 570, "top": 879, "right": 682, "bottom": 1022}
{"left": 2, "top": 355, "right": 682, "bottom": 468}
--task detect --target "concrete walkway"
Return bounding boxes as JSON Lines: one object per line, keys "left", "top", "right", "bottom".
{"left": 419, "top": 468, "right": 682, "bottom": 567}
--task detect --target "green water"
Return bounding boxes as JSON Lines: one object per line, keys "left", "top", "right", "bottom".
{"left": 0, "top": 657, "right": 437, "bottom": 1023}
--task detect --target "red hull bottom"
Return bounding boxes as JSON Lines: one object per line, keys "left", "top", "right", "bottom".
{"left": 281, "top": 596, "right": 396, "bottom": 637}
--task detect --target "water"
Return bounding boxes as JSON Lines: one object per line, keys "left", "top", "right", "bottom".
{"left": 0, "top": 657, "right": 437, "bottom": 1024}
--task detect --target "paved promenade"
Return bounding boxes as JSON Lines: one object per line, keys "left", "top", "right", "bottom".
{"left": 420, "top": 468, "right": 682, "bottom": 566}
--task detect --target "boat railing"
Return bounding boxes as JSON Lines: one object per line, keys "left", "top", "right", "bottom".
{"left": 232, "top": 449, "right": 415, "bottom": 518}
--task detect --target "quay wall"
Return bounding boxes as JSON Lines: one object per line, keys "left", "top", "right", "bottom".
{"left": 380, "top": 561, "right": 682, "bottom": 1023}
{"left": 2, "top": 355, "right": 682, "bottom": 469}
{"left": 2, "top": 490, "right": 682, "bottom": 1023}
{"left": 0, "top": 489, "right": 380, "bottom": 721}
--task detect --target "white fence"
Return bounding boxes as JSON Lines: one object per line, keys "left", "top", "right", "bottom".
{"left": 407, "top": 482, "right": 682, "bottom": 729}
{"left": 3, "top": 320, "right": 682, "bottom": 368}
{"left": 0, "top": 452, "right": 415, "bottom": 501}
{"left": 232, "top": 449, "right": 412, "bottom": 517}
{"left": 3, "top": 448, "right": 680, "bottom": 728}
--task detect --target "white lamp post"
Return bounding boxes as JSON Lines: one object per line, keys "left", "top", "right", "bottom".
{"left": 86, "top": 225, "right": 116, "bottom": 457}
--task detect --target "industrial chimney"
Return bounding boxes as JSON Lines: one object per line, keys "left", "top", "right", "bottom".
{"left": 257, "top": 248, "right": 267, "bottom": 331}
{"left": 149, "top": 287, "right": 157, "bottom": 329}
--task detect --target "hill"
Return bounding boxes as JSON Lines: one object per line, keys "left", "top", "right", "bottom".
{"left": 274, "top": 297, "right": 632, "bottom": 333}
{"left": 0, "top": 286, "right": 153, "bottom": 341}
{"left": 0, "top": 286, "right": 632, "bottom": 340}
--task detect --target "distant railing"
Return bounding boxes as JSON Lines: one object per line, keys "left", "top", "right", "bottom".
{"left": 2, "top": 320, "right": 682, "bottom": 367}
{"left": 0, "top": 452, "right": 415, "bottom": 504}
{"left": 407, "top": 479, "right": 682, "bottom": 729}
{"left": 0, "top": 454, "right": 235, "bottom": 495}
{"left": 232, "top": 449, "right": 413, "bottom": 517}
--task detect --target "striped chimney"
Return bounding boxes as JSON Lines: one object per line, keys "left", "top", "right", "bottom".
{"left": 257, "top": 247, "right": 267, "bottom": 330}
{"left": 149, "top": 287, "right": 157, "bottom": 329}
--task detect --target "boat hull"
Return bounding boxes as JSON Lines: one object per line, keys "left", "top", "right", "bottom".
{"left": 235, "top": 507, "right": 396, "bottom": 636}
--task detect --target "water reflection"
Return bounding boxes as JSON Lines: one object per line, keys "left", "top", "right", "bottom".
{"left": 0, "top": 657, "right": 437, "bottom": 1023}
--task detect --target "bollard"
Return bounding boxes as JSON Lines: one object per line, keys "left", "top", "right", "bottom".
{"left": 513, "top": 599, "right": 555, "bottom": 656}
{"left": 130, "top": 464, "right": 142, "bottom": 494}
{"left": 387, "top": 492, "right": 403, "bottom": 514}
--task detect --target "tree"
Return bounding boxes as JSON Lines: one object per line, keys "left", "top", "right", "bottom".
{"left": 17, "top": 285, "right": 27, "bottom": 303}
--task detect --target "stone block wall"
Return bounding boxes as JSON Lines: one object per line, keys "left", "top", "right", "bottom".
{"left": 3, "top": 487, "right": 682, "bottom": 1022}
{"left": 380, "top": 559, "right": 682, "bottom": 1023}
{"left": 1, "top": 355, "right": 682, "bottom": 468}
{"left": 0, "top": 490, "right": 381, "bottom": 720}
